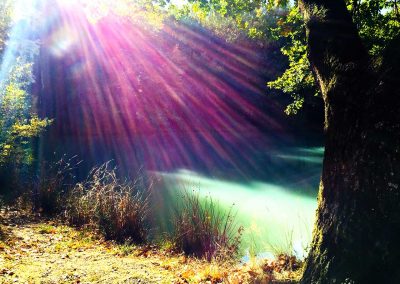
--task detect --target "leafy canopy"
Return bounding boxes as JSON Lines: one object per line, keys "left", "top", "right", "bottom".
{"left": 163, "top": 0, "right": 400, "bottom": 114}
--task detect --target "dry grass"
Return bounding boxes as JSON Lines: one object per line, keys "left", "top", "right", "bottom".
{"left": 172, "top": 189, "right": 243, "bottom": 261}
{"left": 0, "top": 210, "right": 176, "bottom": 283}
{"left": 65, "top": 163, "right": 149, "bottom": 244}
{"left": 0, "top": 209, "right": 302, "bottom": 283}
{"left": 34, "top": 155, "right": 80, "bottom": 215}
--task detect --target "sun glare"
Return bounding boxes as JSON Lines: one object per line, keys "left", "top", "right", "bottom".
{"left": 55, "top": 0, "right": 140, "bottom": 23}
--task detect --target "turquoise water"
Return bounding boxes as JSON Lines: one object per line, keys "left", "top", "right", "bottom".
{"left": 150, "top": 146, "right": 323, "bottom": 259}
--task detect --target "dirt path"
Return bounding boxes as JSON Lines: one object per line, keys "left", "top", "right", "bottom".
{"left": 0, "top": 211, "right": 180, "bottom": 284}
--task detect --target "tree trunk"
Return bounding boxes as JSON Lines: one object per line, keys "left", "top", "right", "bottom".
{"left": 298, "top": 1, "right": 400, "bottom": 283}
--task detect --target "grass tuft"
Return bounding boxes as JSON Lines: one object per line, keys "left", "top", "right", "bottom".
{"left": 66, "top": 162, "right": 149, "bottom": 244}
{"left": 172, "top": 189, "right": 243, "bottom": 261}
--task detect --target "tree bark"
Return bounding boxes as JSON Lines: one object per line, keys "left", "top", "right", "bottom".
{"left": 298, "top": 1, "right": 400, "bottom": 283}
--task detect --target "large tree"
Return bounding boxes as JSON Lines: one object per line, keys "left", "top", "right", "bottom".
{"left": 297, "top": 0, "right": 400, "bottom": 283}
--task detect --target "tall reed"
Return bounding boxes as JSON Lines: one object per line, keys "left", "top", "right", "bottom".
{"left": 173, "top": 189, "right": 243, "bottom": 261}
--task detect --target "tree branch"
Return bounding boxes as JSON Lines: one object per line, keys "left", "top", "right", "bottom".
{"left": 297, "top": 0, "right": 369, "bottom": 100}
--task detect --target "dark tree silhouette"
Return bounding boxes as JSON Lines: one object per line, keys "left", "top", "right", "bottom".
{"left": 298, "top": 1, "right": 400, "bottom": 283}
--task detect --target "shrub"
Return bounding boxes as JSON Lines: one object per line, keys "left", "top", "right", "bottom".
{"left": 173, "top": 189, "right": 243, "bottom": 261}
{"left": 66, "top": 163, "right": 149, "bottom": 244}
{"left": 34, "top": 155, "right": 79, "bottom": 215}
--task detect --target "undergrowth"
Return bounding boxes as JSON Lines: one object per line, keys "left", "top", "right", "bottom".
{"left": 34, "top": 155, "right": 80, "bottom": 215}
{"left": 173, "top": 189, "right": 243, "bottom": 261}
{"left": 66, "top": 163, "right": 149, "bottom": 244}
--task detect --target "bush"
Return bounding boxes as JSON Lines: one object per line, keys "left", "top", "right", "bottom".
{"left": 66, "top": 163, "right": 149, "bottom": 244}
{"left": 173, "top": 189, "right": 243, "bottom": 261}
{"left": 34, "top": 155, "right": 79, "bottom": 215}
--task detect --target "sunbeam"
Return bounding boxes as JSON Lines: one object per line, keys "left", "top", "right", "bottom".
{"left": 37, "top": 0, "right": 292, "bottom": 180}
{"left": 0, "top": 0, "right": 39, "bottom": 90}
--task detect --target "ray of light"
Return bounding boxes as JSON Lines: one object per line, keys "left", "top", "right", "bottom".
{"left": 36, "top": 0, "right": 293, "bottom": 180}
{"left": 0, "top": 0, "right": 40, "bottom": 92}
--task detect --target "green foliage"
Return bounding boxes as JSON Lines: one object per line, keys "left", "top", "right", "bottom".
{"left": 267, "top": 0, "right": 400, "bottom": 114}
{"left": 164, "top": 1, "right": 314, "bottom": 113}
{"left": 0, "top": 12, "right": 52, "bottom": 166}
{"left": 0, "top": 61, "right": 52, "bottom": 165}
{"left": 348, "top": 0, "right": 400, "bottom": 57}
{"left": 165, "top": 0, "right": 400, "bottom": 114}
{"left": 166, "top": 0, "right": 284, "bottom": 43}
{"left": 268, "top": 7, "right": 316, "bottom": 115}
